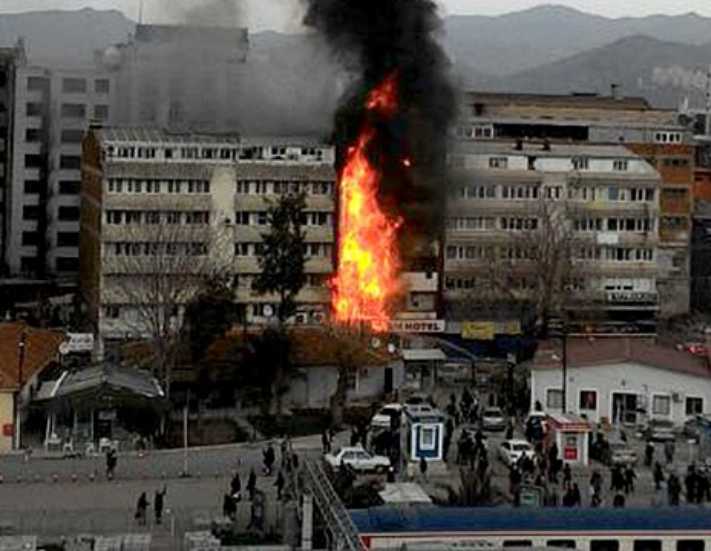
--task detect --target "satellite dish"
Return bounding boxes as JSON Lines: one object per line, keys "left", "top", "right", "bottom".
{"left": 371, "top": 337, "right": 382, "bottom": 349}
{"left": 263, "top": 305, "right": 274, "bottom": 318}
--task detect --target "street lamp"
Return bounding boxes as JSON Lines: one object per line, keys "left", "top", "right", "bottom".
{"left": 16, "top": 330, "right": 27, "bottom": 450}
{"left": 549, "top": 319, "right": 568, "bottom": 414}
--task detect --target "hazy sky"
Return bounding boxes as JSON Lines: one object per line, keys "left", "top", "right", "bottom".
{"left": 2, "top": 0, "right": 711, "bottom": 31}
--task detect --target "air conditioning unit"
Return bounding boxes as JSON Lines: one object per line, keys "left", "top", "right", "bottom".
{"left": 311, "top": 312, "right": 326, "bottom": 325}
{"left": 295, "top": 312, "right": 308, "bottom": 325}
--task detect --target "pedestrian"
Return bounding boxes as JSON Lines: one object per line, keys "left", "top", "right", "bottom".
{"left": 654, "top": 462, "right": 665, "bottom": 491}
{"left": 223, "top": 492, "right": 236, "bottom": 520}
{"left": 664, "top": 440, "right": 675, "bottom": 466}
{"left": 613, "top": 492, "right": 625, "bottom": 508}
{"left": 247, "top": 468, "right": 257, "bottom": 501}
{"left": 106, "top": 448, "right": 117, "bottom": 480}
{"left": 135, "top": 492, "right": 149, "bottom": 526}
{"left": 247, "top": 492, "right": 265, "bottom": 531}
{"left": 350, "top": 428, "right": 359, "bottom": 447}
{"left": 292, "top": 453, "right": 299, "bottom": 471}
{"left": 571, "top": 483, "right": 581, "bottom": 506}
{"left": 322, "top": 430, "right": 330, "bottom": 454}
{"left": 563, "top": 463, "right": 572, "bottom": 488}
{"left": 685, "top": 464, "right": 698, "bottom": 504}
{"left": 644, "top": 441, "right": 655, "bottom": 468}
{"left": 624, "top": 465, "right": 637, "bottom": 494}
{"left": 154, "top": 486, "right": 167, "bottom": 525}
{"left": 668, "top": 473, "right": 681, "bottom": 506}
{"left": 230, "top": 472, "right": 242, "bottom": 499}
{"left": 443, "top": 432, "right": 452, "bottom": 463}
{"left": 590, "top": 470, "right": 603, "bottom": 500}
{"left": 263, "top": 443, "right": 276, "bottom": 476}
{"left": 505, "top": 420, "right": 514, "bottom": 441}
{"left": 275, "top": 470, "right": 285, "bottom": 501}
{"left": 419, "top": 456, "right": 428, "bottom": 481}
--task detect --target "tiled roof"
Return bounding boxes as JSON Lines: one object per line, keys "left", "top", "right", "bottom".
{"left": 533, "top": 337, "right": 711, "bottom": 379}
{"left": 205, "top": 326, "right": 398, "bottom": 369}
{"left": 0, "top": 323, "right": 65, "bottom": 390}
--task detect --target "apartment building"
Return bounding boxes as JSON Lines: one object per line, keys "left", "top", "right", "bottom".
{"left": 445, "top": 140, "right": 662, "bottom": 322}
{"left": 7, "top": 58, "right": 115, "bottom": 280}
{"left": 0, "top": 43, "right": 25, "bottom": 268}
{"left": 80, "top": 127, "right": 336, "bottom": 343}
{"left": 452, "top": 91, "right": 694, "bottom": 320}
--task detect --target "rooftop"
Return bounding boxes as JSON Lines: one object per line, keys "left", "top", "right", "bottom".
{"left": 533, "top": 336, "right": 710, "bottom": 379}
{"left": 466, "top": 91, "right": 652, "bottom": 110}
{"left": 450, "top": 140, "right": 642, "bottom": 159}
{"left": 0, "top": 322, "right": 64, "bottom": 391}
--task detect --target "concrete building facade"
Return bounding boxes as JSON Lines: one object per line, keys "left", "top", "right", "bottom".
{"left": 450, "top": 92, "right": 694, "bottom": 322}
{"left": 6, "top": 58, "right": 116, "bottom": 280}
{"left": 446, "top": 140, "right": 662, "bottom": 322}
{"left": 80, "top": 127, "right": 336, "bottom": 343}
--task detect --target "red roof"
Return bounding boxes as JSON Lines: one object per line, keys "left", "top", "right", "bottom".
{"left": 0, "top": 322, "right": 65, "bottom": 390}
{"left": 533, "top": 337, "right": 711, "bottom": 379}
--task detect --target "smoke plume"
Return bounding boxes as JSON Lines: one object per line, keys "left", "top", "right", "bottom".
{"left": 302, "top": 0, "right": 456, "bottom": 265}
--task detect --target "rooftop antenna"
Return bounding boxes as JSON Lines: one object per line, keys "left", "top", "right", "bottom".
{"left": 138, "top": 0, "right": 144, "bottom": 24}
{"left": 706, "top": 64, "right": 711, "bottom": 136}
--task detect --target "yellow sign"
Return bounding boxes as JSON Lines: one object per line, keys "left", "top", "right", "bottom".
{"left": 462, "top": 322, "right": 495, "bottom": 341}
{"left": 461, "top": 320, "right": 522, "bottom": 340}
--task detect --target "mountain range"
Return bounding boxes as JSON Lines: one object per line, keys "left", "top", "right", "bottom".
{"left": 2, "top": 5, "right": 711, "bottom": 108}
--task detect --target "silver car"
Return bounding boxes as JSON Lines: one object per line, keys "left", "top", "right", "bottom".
{"left": 481, "top": 407, "right": 507, "bottom": 431}
{"left": 607, "top": 441, "right": 638, "bottom": 466}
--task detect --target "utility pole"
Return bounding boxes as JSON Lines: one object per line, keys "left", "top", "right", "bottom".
{"left": 16, "top": 330, "right": 27, "bottom": 450}
{"left": 549, "top": 318, "right": 568, "bottom": 414}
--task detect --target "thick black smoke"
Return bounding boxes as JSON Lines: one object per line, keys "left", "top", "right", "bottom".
{"left": 302, "top": 0, "right": 456, "bottom": 267}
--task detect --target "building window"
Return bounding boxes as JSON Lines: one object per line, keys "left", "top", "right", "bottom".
{"left": 25, "top": 154, "right": 42, "bottom": 168}
{"left": 166, "top": 212, "right": 181, "bottom": 225}
{"left": 572, "top": 157, "right": 590, "bottom": 171}
{"left": 633, "top": 541, "right": 661, "bottom": 551}
{"left": 546, "top": 389, "right": 563, "bottom": 410}
{"left": 489, "top": 156, "right": 508, "bottom": 169}
{"left": 27, "top": 76, "right": 47, "bottom": 91}
{"left": 21, "top": 232, "right": 39, "bottom": 246}
{"left": 59, "top": 181, "right": 80, "bottom": 195}
{"left": 60, "top": 103, "right": 86, "bottom": 119}
{"left": 56, "top": 232, "right": 79, "bottom": 247}
{"left": 547, "top": 541, "right": 576, "bottom": 549}
{"left": 57, "top": 206, "right": 80, "bottom": 221}
{"left": 60, "top": 129, "right": 84, "bottom": 144}
{"left": 20, "top": 257, "right": 39, "bottom": 274}
{"left": 24, "top": 181, "right": 40, "bottom": 194}
{"left": 60, "top": 155, "right": 81, "bottom": 170}
{"left": 591, "top": 542, "right": 619, "bottom": 551}
{"left": 167, "top": 181, "right": 181, "bottom": 194}
{"left": 677, "top": 541, "right": 705, "bottom": 551}
{"left": 652, "top": 395, "right": 671, "bottom": 416}
{"left": 25, "top": 128, "right": 41, "bottom": 142}
{"left": 23, "top": 206, "right": 40, "bottom": 220}
{"left": 579, "top": 390, "right": 597, "bottom": 410}
{"left": 145, "top": 212, "right": 161, "bottom": 225}
{"left": 95, "top": 79, "right": 110, "bottom": 94}
{"left": 104, "top": 305, "right": 120, "bottom": 320}
{"left": 613, "top": 159, "right": 629, "bottom": 171}
{"left": 62, "top": 78, "right": 86, "bottom": 94}
{"left": 686, "top": 397, "right": 703, "bottom": 416}
{"left": 26, "top": 102, "right": 42, "bottom": 116}
{"left": 93, "top": 105, "right": 109, "bottom": 121}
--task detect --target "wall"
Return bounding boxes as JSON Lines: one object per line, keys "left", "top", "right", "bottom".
{"left": 285, "top": 363, "right": 403, "bottom": 409}
{"left": 532, "top": 362, "right": 711, "bottom": 425}
{"left": 0, "top": 392, "right": 13, "bottom": 453}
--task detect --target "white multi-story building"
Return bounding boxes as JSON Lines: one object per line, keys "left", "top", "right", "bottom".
{"left": 445, "top": 140, "right": 663, "bottom": 320}
{"left": 6, "top": 58, "right": 115, "bottom": 279}
{"left": 80, "top": 127, "right": 336, "bottom": 342}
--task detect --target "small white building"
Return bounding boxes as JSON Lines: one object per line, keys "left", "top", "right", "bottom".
{"left": 531, "top": 337, "right": 711, "bottom": 427}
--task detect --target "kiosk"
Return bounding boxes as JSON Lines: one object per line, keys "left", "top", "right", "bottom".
{"left": 403, "top": 405, "right": 446, "bottom": 463}
{"left": 546, "top": 413, "right": 591, "bottom": 466}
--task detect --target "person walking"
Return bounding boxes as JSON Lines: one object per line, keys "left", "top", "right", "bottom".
{"left": 419, "top": 456, "right": 428, "bottom": 481}
{"left": 668, "top": 473, "right": 681, "bottom": 505}
{"left": 654, "top": 462, "right": 665, "bottom": 491}
{"left": 664, "top": 440, "right": 675, "bottom": 466}
{"left": 263, "top": 444, "right": 276, "bottom": 476}
{"left": 644, "top": 441, "right": 655, "bottom": 468}
{"left": 106, "top": 448, "right": 117, "bottom": 480}
{"left": 135, "top": 492, "right": 149, "bottom": 526}
{"left": 563, "top": 463, "right": 572, "bottom": 488}
{"left": 247, "top": 468, "right": 257, "bottom": 501}
{"left": 624, "top": 465, "right": 637, "bottom": 495}
{"left": 154, "top": 486, "right": 167, "bottom": 525}
{"left": 223, "top": 492, "right": 237, "bottom": 521}
{"left": 321, "top": 430, "right": 330, "bottom": 454}
{"left": 275, "top": 470, "right": 285, "bottom": 501}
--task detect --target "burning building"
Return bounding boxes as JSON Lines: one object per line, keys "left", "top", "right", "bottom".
{"left": 303, "top": 0, "right": 456, "bottom": 332}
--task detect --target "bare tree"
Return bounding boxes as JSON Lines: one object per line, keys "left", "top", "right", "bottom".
{"left": 103, "top": 212, "right": 233, "bottom": 397}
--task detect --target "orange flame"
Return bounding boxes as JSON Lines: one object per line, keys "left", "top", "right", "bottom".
{"left": 332, "top": 75, "right": 402, "bottom": 332}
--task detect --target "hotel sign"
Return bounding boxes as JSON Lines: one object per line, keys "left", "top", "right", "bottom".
{"left": 389, "top": 319, "right": 446, "bottom": 333}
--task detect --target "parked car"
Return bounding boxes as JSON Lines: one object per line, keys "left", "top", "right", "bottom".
{"left": 644, "top": 419, "right": 676, "bottom": 442}
{"left": 605, "top": 440, "right": 638, "bottom": 466}
{"left": 481, "top": 407, "right": 507, "bottom": 431}
{"left": 370, "top": 403, "right": 403, "bottom": 430}
{"left": 324, "top": 447, "right": 391, "bottom": 474}
{"left": 405, "top": 394, "right": 429, "bottom": 406}
{"left": 498, "top": 439, "right": 535, "bottom": 466}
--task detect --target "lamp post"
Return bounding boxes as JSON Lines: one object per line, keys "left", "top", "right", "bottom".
{"left": 549, "top": 318, "right": 568, "bottom": 414}
{"left": 16, "top": 330, "right": 27, "bottom": 450}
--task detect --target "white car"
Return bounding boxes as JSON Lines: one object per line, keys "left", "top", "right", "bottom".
{"left": 370, "top": 404, "right": 403, "bottom": 429}
{"left": 324, "top": 447, "right": 391, "bottom": 474}
{"left": 499, "top": 439, "right": 535, "bottom": 466}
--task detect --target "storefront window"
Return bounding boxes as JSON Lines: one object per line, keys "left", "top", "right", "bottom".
{"left": 652, "top": 395, "right": 671, "bottom": 416}
{"left": 579, "top": 390, "right": 597, "bottom": 410}
{"left": 547, "top": 389, "right": 563, "bottom": 409}
{"left": 421, "top": 427, "right": 436, "bottom": 450}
